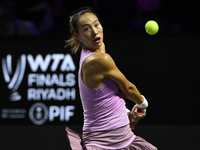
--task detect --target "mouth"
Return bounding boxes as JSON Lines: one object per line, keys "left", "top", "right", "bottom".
{"left": 94, "top": 37, "right": 101, "bottom": 43}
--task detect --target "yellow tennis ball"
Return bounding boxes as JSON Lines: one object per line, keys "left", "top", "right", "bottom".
{"left": 145, "top": 20, "right": 159, "bottom": 35}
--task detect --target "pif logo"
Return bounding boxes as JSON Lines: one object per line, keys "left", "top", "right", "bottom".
{"left": 29, "top": 103, "right": 49, "bottom": 125}
{"left": 29, "top": 103, "right": 75, "bottom": 125}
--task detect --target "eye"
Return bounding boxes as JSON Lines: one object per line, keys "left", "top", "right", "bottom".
{"left": 84, "top": 26, "right": 90, "bottom": 31}
{"left": 95, "top": 23, "right": 99, "bottom": 27}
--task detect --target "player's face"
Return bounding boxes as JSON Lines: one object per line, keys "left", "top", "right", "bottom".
{"left": 76, "top": 13, "right": 103, "bottom": 51}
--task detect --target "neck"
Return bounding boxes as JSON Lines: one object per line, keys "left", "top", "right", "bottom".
{"left": 82, "top": 46, "right": 102, "bottom": 53}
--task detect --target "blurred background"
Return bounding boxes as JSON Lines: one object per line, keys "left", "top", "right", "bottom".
{"left": 0, "top": 0, "right": 199, "bottom": 150}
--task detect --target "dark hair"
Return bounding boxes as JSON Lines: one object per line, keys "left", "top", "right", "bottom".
{"left": 64, "top": 7, "right": 98, "bottom": 54}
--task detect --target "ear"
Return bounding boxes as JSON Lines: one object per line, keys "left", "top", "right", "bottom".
{"left": 74, "top": 33, "right": 80, "bottom": 41}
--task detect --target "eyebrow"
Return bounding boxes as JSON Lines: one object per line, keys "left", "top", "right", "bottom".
{"left": 82, "top": 20, "right": 98, "bottom": 28}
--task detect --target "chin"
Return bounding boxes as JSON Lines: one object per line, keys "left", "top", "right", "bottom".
{"left": 97, "top": 42, "right": 103, "bottom": 47}
{"left": 93, "top": 43, "right": 101, "bottom": 48}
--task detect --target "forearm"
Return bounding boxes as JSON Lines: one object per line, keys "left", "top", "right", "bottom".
{"left": 124, "top": 84, "right": 148, "bottom": 110}
{"left": 125, "top": 83, "right": 144, "bottom": 104}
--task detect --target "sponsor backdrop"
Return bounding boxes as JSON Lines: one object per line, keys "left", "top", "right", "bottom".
{"left": 1, "top": 35, "right": 200, "bottom": 126}
{"left": 0, "top": 36, "right": 82, "bottom": 126}
{"left": 0, "top": 35, "right": 200, "bottom": 150}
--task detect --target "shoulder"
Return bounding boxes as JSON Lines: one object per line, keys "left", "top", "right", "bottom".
{"left": 82, "top": 53, "right": 116, "bottom": 74}
{"left": 85, "top": 53, "right": 115, "bottom": 68}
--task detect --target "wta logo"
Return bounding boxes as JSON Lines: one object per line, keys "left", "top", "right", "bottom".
{"left": 2, "top": 55, "right": 26, "bottom": 101}
{"left": 2, "top": 54, "right": 76, "bottom": 101}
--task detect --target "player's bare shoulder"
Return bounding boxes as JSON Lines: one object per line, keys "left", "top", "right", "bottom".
{"left": 83, "top": 53, "right": 115, "bottom": 71}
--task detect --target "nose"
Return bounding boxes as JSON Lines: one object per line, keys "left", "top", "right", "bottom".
{"left": 92, "top": 27, "right": 98, "bottom": 36}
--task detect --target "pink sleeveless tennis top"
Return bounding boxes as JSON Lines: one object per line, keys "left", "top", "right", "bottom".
{"left": 78, "top": 49, "right": 129, "bottom": 131}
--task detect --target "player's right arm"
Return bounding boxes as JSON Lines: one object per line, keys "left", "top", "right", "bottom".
{"left": 97, "top": 53, "right": 144, "bottom": 105}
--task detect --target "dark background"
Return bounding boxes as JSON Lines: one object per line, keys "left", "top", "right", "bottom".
{"left": 0, "top": 0, "right": 200, "bottom": 150}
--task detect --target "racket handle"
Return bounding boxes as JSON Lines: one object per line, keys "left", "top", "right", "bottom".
{"left": 137, "top": 108, "right": 142, "bottom": 114}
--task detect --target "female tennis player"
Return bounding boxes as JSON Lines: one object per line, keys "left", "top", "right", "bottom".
{"left": 65, "top": 7, "right": 157, "bottom": 150}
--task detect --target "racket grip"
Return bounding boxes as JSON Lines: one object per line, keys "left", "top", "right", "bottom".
{"left": 137, "top": 108, "right": 142, "bottom": 114}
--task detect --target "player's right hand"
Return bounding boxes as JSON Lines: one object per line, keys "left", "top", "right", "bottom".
{"left": 129, "top": 105, "right": 146, "bottom": 130}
